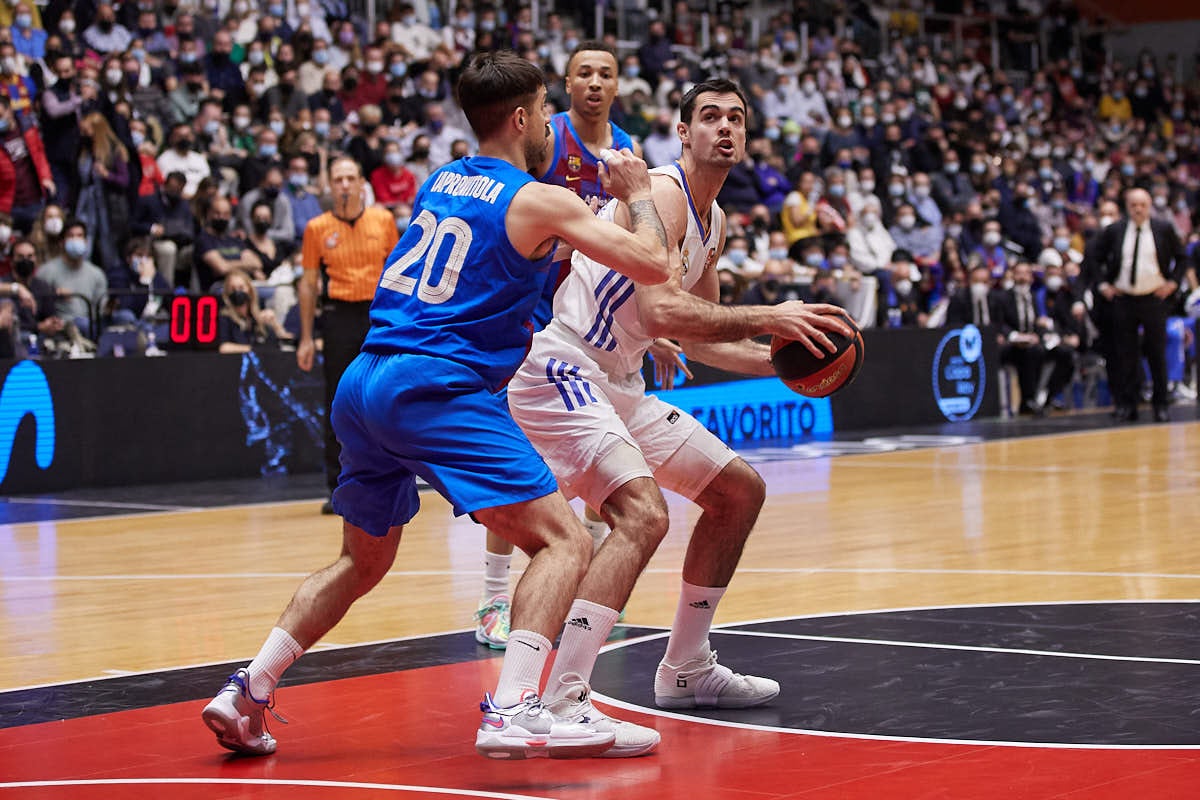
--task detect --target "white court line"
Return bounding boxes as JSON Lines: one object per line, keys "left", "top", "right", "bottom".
{"left": 590, "top": 617, "right": 1200, "bottom": 751}
{"left": 7, "top": 567, "right": 1200, "bottom": 582}
{"left": 833, "top": 460, "right": 1200, "bottom": 479}
{"left": 3, "top": 497, "right": 195, "bottom": 511}
{"left": 0, "top": 779, "right": 554, "bottom": 799}
{"left": 707, "top": 628, "right": 1200, "bottom": 666}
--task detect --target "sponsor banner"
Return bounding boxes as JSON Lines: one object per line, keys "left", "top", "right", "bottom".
{"left": 650, "top": 378, "right": 833, "bottom": 443}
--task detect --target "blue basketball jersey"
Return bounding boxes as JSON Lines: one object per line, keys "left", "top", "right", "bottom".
{"left": 363, "top": 156, "right": 557, "bottom": 391}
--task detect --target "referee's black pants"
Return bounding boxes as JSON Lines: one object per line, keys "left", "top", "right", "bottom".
{"left": 1113, "top": 292, "right": 1170, "bottom": 409}
{"left": 320, "top": 299, "right": 372, "bottom": 492}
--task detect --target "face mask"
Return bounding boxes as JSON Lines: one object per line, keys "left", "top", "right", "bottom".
{"left": 313, "top": 49, "right": 330, "bottom": 65}
{"left": 268, "top": 3, "right": 284, "bottom": 16}
{"left": 412, "top": 146, "right": 430, "bottom": 160}
{"left": 14, "top": 257, "right": 34, "bottom": 278}
{"left": 315, "top": 121, "right": 330, "bottom": 137}
{"left": 801, "top": 81, "right": 816, "bottom": 95}
{"left": 1099, "top": 215, "right": 1115, "bottom": 227}
{"left": 15, "top": 13, "right": 31, "bottom": 30}
{"left": 385, "top": 151, "right": 404, "bottom": 167}
{"left": 945, "top": 161, "right": 961, "bottom": 174}
{"left": 44, "top": 217, "right": 63, "bottom": 236}
{"left": 726, "top": 249, "right": 747, "bottom": 266}
{"left": 837, "top": 115, "right": 852, "bottom": 128}
{"left": 805, "top": 253, "right": 824, "bottom": 268}
{"left": 479, "top": 19, "right": 495, "bottom": 31}
{"left": 764, "top": 127, "right": 780, "bottom": 141}
{"left": 65, "top": 238, "right": 88, "bottom": 259}
{"left": 858, "top": 179, "right": 874, "bottom": 193}
{"left": 60, "top": 18, "right": 75, "bottom": 34}
{"left": 0, "top": 224, "right": 9, "bottom": 243}
{"left": 1053, "top": 236, "right": 1070, "bottom": 252}
{"left": 971, "top": 162, "right": 987, "bottom": 175}
{"left": 861, "top": 212, "right": 879, "bottom": 228}
{"left": 889, "top": 183, "right": 905, "bottom": 197}
{"left": 894, "top": 279, "right": 913, "bottom": 295}
{"left": 366, "top": 61, "right": 384, "bottom": 74}
{"left": 983, "top": 231, "right": 1001, "bottom": 247}
{"left": 897, "top": 214, "right": 915, "bottom": 229}
{"left": 768, "top": 247, "right": 788, "bottom": 261}
{"left": 269, "top": 121, "right": 285, "bottom": 136}
{"left": 131, "top": 130, "right": 145, "bottom": 147}
{"left": 0, "top": 117, "right": 10, "bottom": 134}
{"left": 564, "top": 37, "right": 578, "bottom": 50}
{"left": 881, "top": 113, "right": 896, "bottom": 124}
{"left": 180, "top": 51, "right": 197, "bottom": 64}
{"left": 970, "top": 282, "right": 989, "bottom": 299}
{"left": 289, "top": 172, "right": 308, "bottom": 188}
{"left": 1002, "top": 278, "right": 1015, "bottom": 291}
{"left": 251, "top": 219, "right": 271, "bottom": 235}
{"left": 1045, "top": 275, "right": 1064, "bottom": 292}
{"left": 1121, "top": 163, "right": 1136, "bottom": 177}
{"left": 390, "top": 62, "right": 408, "bottom": 78}
{"left": 229, "top": 289, "right": 250, "bottom": 306}
{"left": 862, "top": 116, "right": 877, "bottom": 128}
{"left": 913, "top": 185, "right": 931, "bottom": 199}
{"left": 829, "top": 184, "right": 845, "bottom": 198}
{"left": 394, "top": 214, "right": 410, "bottom": 232}
{"left": 1153, "top": 195, "right": 1168, "bottom": 209}
{"left": 624, "top": 65, "right": 640, "bottom": 79}
{"left": 210, "top": 218, "right": 230, "bottom": 233}
{"left": 829, "top": 254, "right": 847, "bottom": 269}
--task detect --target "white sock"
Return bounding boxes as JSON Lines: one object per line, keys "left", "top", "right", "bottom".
{"left": 247, "top": 626, "right": 304, "bottom": 700}
{"left": 544, "top": 599, "right": 621, "bottom": 702}
{"left": 482, "top": 550, "right": 512, "bottom": 599}
{"left": 663, "top": 581, "right": 727, "bottom": 665}
{"left": 582, "top": 516, "right": 609, "bottom": 553}
{"left": 493, "top": 629, "right": 551, "bottom": 707}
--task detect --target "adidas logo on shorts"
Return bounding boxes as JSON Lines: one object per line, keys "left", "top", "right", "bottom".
{"left": 568, "top": 616, "right": 592, "bottom": 631}
{"left": 689, "top": 600, "right": 711, "bottom": 609}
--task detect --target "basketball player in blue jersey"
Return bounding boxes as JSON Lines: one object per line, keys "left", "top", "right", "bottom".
{"left": 201, "top": 51, "right": 673, "bottom": 761}
{"left": 505, "top": 79, "right": 852, "bottom": 755}
{"left": 474, "top": 40, "right": 651, "bottom": 650}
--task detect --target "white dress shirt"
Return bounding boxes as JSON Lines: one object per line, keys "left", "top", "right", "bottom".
{"left": 1115, "top": 221, "right": 1164, "bottom": 295}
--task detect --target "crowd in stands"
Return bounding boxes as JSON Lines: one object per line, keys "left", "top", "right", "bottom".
{"left": 0, "top": 0, "right": 1196, "bottom": 406}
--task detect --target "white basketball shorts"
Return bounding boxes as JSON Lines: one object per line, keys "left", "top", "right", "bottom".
{"left": 507, "top": 331, "right": 736, "bottom": 511}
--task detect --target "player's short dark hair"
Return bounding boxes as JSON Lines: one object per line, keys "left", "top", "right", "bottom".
{"left": 456, "top": 51, "right": 545, "bottom": 141}
{"left": 679, "top": 79, "right": 749, "bottom": 126}
{"left": 566, "top": 39, "right": 618, "bottom": 74}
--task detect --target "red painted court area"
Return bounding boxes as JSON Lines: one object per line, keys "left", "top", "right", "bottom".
{"left": 1, "top": 661, "right": 1195, "bottom": 799}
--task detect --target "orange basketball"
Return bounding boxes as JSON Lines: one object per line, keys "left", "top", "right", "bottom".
{"left": 770, "top": 314, "right": 865, "bottom": 398}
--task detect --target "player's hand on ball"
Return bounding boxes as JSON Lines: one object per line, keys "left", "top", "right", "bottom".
{"left": 597, "top": 147, "right": 651, "bottom": 202}
{"left": 771, "top": 301, "right": 855, "bottom": 358}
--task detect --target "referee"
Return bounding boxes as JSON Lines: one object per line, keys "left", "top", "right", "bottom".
{"left": 298, "top": 156, "right": 399, "bottom": 512}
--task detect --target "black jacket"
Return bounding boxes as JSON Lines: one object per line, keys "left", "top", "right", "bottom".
{"left": 1087, "top": 218, "right": 1188, "bottom": 289}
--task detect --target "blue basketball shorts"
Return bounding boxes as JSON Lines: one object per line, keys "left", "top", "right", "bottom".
{"left": 330, "top": 351, "right": 559, "bottom": 537}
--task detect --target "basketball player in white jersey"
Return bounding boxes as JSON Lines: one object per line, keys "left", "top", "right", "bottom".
{"left": 506, "top": 79, "right": 851, "bottom": 756}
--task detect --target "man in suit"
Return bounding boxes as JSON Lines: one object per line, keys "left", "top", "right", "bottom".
{"left": 994, "top": 261, "right": 1075, "bottom": 416}
{"left": 945, "top": 263, "right": 998, "bottom": 328}
{"left": 1088, "top": 188, "right": 1188, "bottom": 422}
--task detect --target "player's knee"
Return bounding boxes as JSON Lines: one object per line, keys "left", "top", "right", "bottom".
{"left": 699, "top": 459, "right": 766, "bottom": 517}
{"left": 606, "top": 479, "right": 669, "bottom": 552}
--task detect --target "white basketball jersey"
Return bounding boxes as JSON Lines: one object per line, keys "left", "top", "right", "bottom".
{"left": 549, "top": 162, "right": 725, "bottom": 376}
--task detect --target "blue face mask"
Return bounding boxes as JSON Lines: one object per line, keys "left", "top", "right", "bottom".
{"left": 805, "top": 253, "right": 824, "bottom": 267}
{"left": 726, "top": 249, "right": 747, "bottom": 266}
{"left": 390, "top": 62, "right": 407, "bottom": 78}
{"left": 65, "top": 238, "right": 88, "bottom": 259}
{"left": 0, "top": 117, "right": 10, "bottom": 133}
{"left": 259, "top": 143, "right": 278, "bottom": 158}
{"left": 313, "top": 50, "right": 329, "bottom": 65}
{"left": 828, "top": 184, "right": 846, "bottom": 198}
{"left": 314, "top": 121, "right": 330, "bottom": 137}
{"left": 1053, "top": 236, "right": 1070, "bottom": 251}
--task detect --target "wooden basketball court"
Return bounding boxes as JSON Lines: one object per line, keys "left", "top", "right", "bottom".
{"left": 2, "top": 415, "right": 1198, "bottom": 797}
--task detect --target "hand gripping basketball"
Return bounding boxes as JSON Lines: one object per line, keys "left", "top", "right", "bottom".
{"left": 770, "top": 308, "right": 864, "bottom": 398}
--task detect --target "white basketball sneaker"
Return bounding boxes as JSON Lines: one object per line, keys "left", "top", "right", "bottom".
{"left": 475, "top": 689, "right": 615, "bottom": 760}
{"left": 654, "top": 644, "right": 780, "bottom": 709}
{"left": 201, "top": 668, "right": 283, "bottom": 755}
{"left": 545, "top": 673, "right": 660, "bottom": 758}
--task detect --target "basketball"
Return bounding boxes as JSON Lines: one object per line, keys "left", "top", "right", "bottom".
{"left": 770, "top": 313, "right": 864, "bottom": 398}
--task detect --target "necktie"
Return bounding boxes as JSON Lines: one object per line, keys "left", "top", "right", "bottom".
{"left": 1130, "top": 224, "right": 1141, "bottom": 289}
{"left": 975, "top": 298, "right": 985, "bottom": 326}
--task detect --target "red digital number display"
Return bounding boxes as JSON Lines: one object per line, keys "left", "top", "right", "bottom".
{"left": 169, "top": 295, "right": 221, "bottom": 349}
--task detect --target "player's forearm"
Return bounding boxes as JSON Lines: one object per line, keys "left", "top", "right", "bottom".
{"left": 642, "top": 291, "right": 775, "bottom": 342}
{"left": 298, "top": 274, "right": 316, "bottom": 341}
{"left": 686, "top": 340, "right": 774, "bottom": 376}
{"left": 617, "top": 196, "right": 671, "bottom": 285}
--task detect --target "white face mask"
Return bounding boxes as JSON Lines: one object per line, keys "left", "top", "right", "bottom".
{"left": 983, "top": 231, "right": 1001, "bottom": 247}
{"left": 1045, "top": 275, "right": 1064, "bottom": 292}
{"left": 1099, "top": 215, "right": 1115, "bottom": 227}
{"left": 897, "top": 215, "right": 915, "bottom": 229}
{"left": 861, "top": 212, "right": 879, "bottom": 228}
{"left": 970, "top": 282, "right": 990, "bottom": 299}
{"left": 44, "top": 217, "right": 64, "bottom": 236}
{"left": 894, "top": 279, "right": 913, "bottom": 295}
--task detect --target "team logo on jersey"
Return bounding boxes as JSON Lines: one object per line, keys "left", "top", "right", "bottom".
{"left": 681, "top": 246, "right": 690, "bottom": 275}
{"left": 703, "top": 247, "right": 717, "bottom": 274}
{"left": 568, "top": 154, "right": 582, "bottom": 172}
{"left": 324, "top": 231, "right": 340, "bottom": 250}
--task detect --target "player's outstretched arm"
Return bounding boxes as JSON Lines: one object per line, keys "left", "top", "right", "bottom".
{"left": 508, "top": 149, "right": 670, "bottom": 285}
{"left": 631, "top": 177, "right": 853, "bottom": 354}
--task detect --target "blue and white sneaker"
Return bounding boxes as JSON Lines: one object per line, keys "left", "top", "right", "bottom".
{"left": 201, "top": 668, "right": 284, "bottom": 755}
{"left": 546, "top": 673, "right": 659, "bottom": 757}
{"left": 475, "top": 689, "right": 614, "bottom": 760}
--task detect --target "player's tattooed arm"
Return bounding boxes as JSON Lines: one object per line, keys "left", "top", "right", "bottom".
{"left": 628, "top": 198, "right": 668, "bottom": 249}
